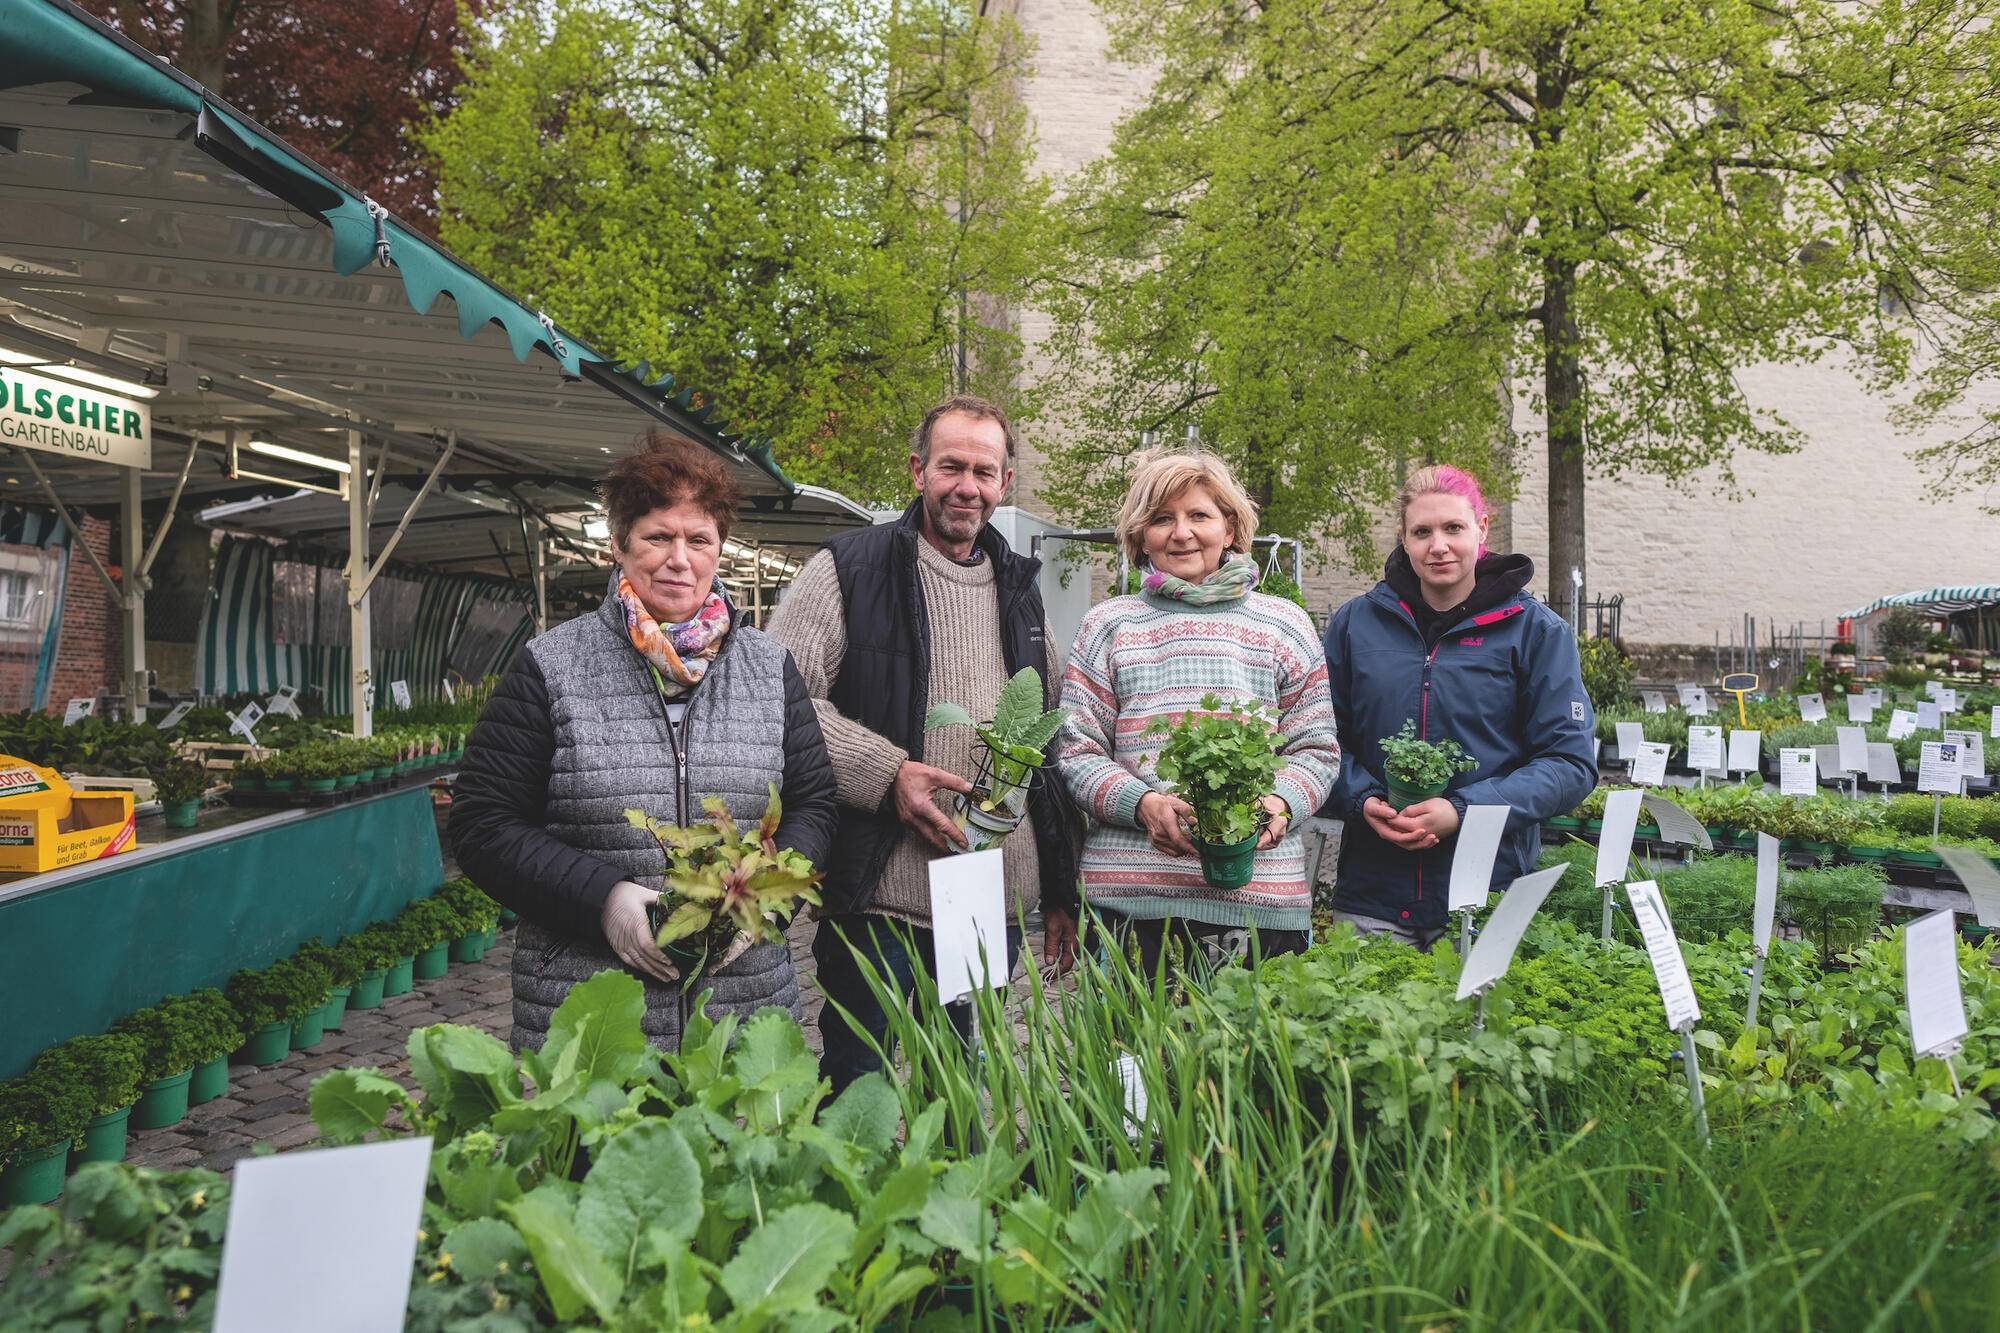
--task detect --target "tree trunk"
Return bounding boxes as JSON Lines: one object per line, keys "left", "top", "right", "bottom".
{"left": 1543, "top": 254, "right": 1586, "bottom": 627}
{"left": 181, "top": 0, "right": 226, "bottom": 91}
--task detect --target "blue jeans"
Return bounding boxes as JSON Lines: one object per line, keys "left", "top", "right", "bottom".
{"left": 812, "top": 913, "right": 1023, "bottom": 1096}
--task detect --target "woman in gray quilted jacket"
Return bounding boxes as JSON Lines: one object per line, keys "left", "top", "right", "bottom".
{"left": 449, "top": 431, "right": 837, "bottom": 1052}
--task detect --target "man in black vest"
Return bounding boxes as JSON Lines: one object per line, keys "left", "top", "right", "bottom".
{"left": 769, "top": 395, "right": 1077, "bottom": 1092}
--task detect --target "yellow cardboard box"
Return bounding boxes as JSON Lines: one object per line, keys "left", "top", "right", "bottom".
{"left": 0, "top": 756, "right": 136, "bottom": 874}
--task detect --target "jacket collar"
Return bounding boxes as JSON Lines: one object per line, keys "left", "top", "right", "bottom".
{"left": 1372, "top": 549, "right": 1534, "bottom": 638}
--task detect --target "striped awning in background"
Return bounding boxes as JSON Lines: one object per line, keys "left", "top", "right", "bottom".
{"left": 1843, "top": 586, "right": 2000, "bottom": 619}
{"left": 195, "top": 535, "right": 532, "bottom": 709}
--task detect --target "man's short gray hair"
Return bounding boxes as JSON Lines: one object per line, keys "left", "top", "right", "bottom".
{"left": 910, "top": 395, "right": 1020, "bottom": 466}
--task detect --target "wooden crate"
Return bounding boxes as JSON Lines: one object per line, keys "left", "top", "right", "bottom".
{"left": 62, "top": 773, "right": 159, "bottom": 805}
{"left": 174, "top": 740, "right": 277, "bottom": 773}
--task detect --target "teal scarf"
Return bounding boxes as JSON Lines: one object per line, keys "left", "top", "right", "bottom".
{"left": 1141, "top": 552, "right": 1260, "bottom": 605}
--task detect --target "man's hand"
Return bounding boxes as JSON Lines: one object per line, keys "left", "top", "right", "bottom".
{"left": 1137, "top": 790, "right": 1197, "bottom": 857}
{"left": 601, "top": 880, "right": 681, "bottom": 985}
{"left": 1043, "top": 907, "right": 1078, "bottom": 974}
{"left": 1253, "top": 794, "right": 1292, "bottom": 851}
{"left": 893, "top": 760, "right": 973, "bottom": 852}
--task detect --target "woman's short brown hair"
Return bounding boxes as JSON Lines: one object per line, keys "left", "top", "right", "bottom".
{"left": 599, "top": 429, "right": 742, "bottom": 550}
{"left": 1113, "top": 449, "right": 1260, "bottom": 567}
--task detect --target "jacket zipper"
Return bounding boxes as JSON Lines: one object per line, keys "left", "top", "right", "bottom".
{"left": 651, "top": 670, "right": 695, "bottom": 827}
{"left": 1417, "top": 638, "right": 1439, "bottom": 904}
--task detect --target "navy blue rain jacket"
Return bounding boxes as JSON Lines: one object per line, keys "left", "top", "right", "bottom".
{"left": 1321, "top": 564, "right": 1596, "bottom": 931}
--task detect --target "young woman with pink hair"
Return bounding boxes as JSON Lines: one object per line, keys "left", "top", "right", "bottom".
{"left": 1318, "top": 466, "right": 1596, "bottom": 949}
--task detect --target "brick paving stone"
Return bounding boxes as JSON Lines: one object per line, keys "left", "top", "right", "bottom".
{"left": 266, "top": 1121, "right": 325, "bottom": 1151}
{"left": 235, "top": 1080, "right": 296, "bottom": 1104}
{"left": 231, "top": 1094, "right": 308, "bottom": 1123}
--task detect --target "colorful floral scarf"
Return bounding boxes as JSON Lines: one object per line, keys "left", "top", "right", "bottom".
{"left": 1141, "top": 551, "right": 1261, "bottom": 605}
{"left": 617, "top": 573, "right": 732, "bottom": 696}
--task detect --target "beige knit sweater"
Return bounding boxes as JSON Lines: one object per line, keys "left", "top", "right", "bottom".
{"left": 770, "top": 540, "right": 1055, "bottom": 925}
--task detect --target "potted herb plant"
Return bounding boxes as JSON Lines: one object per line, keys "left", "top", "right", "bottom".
{"left": 0, "top": 1074, "right": 90, "bottom": 1205}
{"left": 921, "top": 668, "right": 1071, "bottom": 852}
{"left": 30, "top": 1033, "right": 145, "bottom": 1165}
{"left": 400, "top": 897, "right": 460, "bottom": 980}
{"left": 626, "top": 782, "right": 823, "bottom": 988}
{"left": 149, "top": 756, "right": 209, "bottom": 828}
{"left": 1377, "top": 720, "right": 1480, "bottom": 811}
{"left": 226, "top": 954, "right": 330, "bottom": 1064}
{"left": 228, "top": 756, "right": 263, "bottom": 795}
{"left": 261, "top": 751, "right": 298, "bottom": 795}
{"left": 439, "top": 876, "right": 502, "bottom": 962}
{"left": 110, "top": 993, "right": 227, "bottom": 1131}
{"left": 342, "top": 922, "right": 403, "bottom": 1008}
{"left": 177, "top": 989, "right": 245, "bottom": 1105}
{"left": 1143, "top": 694, "right": 1288, "bottom": 890}
{"left": 293, "top": 936, "right": 363, "bottom": 1033}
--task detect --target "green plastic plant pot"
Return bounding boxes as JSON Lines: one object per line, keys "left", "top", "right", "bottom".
{"left": 73, "top": 1104, "right": 133, "bottom": 1165}
{"left": 412, "top": 941, "right": 449, "bottom": 980}
{"left": 348, "top": 969, "right": 387, "bottom": 1009}
{"left": 266, "top": 778, "right": 297, "bottom": 793}
{"left": 336, "top": 773, "right": 358, "bottom": 789}
{"left": 0, "top": 1139, "right": 70, "bottom": 1206}
{"left": 1197, "top": 832, "right": 1259, "bottom": 890}
{"left": 161, "top": 799, "right": 200, "bottom": 828}
{"left": 188, "top": 1055, "right": 228, "bottom": 1105}
{"left": 302, "top": 778, "right": 337, "bottom": 793}
{"left": 1384, "top": 774, "right": 1449, "bottom": 812}
{"left": 321, "top": 986, "right": 351, "bottom": 1031}
{"left": 497, "top": 909, "right": 517, "bottom": 926}
{"left": 1547, "top": 816, "right": 1582, "bottom": 831}
{"left": 450, "top": 933, "right": 484, "bottom": 964}
{"left": 479, "top": 925, "right": 497, "bottom": 949}
{"left": 131, "top": 1068, "right": 194, "bottom": 1131}
{"left": 1846, "top": 845, "right": 1894, "bottom": 861}
{"left": 241, "top": 1020, "right": 291, "bottom": 1065}
{"left": 1898, "top": 849, "right": 1944, "bottom": 869}
{"left": 289, "top": 1006, "right": 327, "bottom": 1050}
{"left": 229, "top": 775, "right": 260, "bottom": 792}
{"left": 383, "top": 958, "right": 415, "bottom": 995}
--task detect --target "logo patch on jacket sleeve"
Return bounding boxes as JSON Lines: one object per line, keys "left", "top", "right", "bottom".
{"left": 1571, "top": 700, "right": 1586, "bottom": 722}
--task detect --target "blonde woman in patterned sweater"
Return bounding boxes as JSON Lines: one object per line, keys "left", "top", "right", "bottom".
{"left": 1048, "top": 450, "right": 1340, "bottom": 975}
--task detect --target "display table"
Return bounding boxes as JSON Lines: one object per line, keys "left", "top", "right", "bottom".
{"left": 0, "top": 784, "right": 445, "bottom": 1079}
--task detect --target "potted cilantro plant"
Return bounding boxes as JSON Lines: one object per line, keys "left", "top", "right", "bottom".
{"left": 1144, "top": 694, "right": 1288, "bottom": 889}
{"left": 627, "top": 783, "right": 823, "bottom": 989}
{"left": 922, "top": 668, "right": 1071, "bottom": 852}
{"left": 1378, "top": 719, "right": 1479, "bottom": 810}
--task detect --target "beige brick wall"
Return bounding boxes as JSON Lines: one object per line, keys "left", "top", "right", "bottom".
{"left": 1009, "top": 5, "right": 2000, "bottom": 644}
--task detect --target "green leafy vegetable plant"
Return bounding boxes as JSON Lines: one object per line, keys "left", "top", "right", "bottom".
{"left": 1378, "top": 719, "right": 1479, "bottom": 794}
{"left": 924, "top": 666, "right": 1071, "bottom": 850}
{"left": 1145, "top": 693, "right": 1286, "bottom": 844}
{"left": 626, "top": 782, "right": 822, "bottom": 989}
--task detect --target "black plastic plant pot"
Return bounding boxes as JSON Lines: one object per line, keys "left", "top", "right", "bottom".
{"left": 1383, "top": 773, "right": 1448, "bottom": 811}
{"left": 951, "top": 739, "right": 1046, "bottom": 852}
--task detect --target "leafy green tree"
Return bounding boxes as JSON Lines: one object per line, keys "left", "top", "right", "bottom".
{"left": 422, "top": 0, "right": 1047, "bottom": 501}
{"left": 1043, "top": 0, "right": 2000, "bottom": 587}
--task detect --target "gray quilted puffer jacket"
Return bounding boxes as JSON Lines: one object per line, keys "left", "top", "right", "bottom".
{"left": 449, "top": 588, "right": 837, "bottom": 1052}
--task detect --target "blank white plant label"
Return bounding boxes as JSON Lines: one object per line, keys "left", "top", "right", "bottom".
{"left": 1753, "top": 833, "right": 1779, "bottom": 955}
{"left": 1457, "top": 864, "right": 1569, "bottom": 1000}
{"left": 1835, "top": 725, "right": 1869, "bottom": 776}
{"left": 1727, "top": 729, "right": 1762, "bottom": 772}
{"left": 1686, "top": 726, "right": 1723, "bottom": 771}
{"left": 1926, "top": 679, "right": 1947, "bottom": 701}
{"left": 1778, "top": 748, "right": 1816, "bottom": 797}
{"left": 1642, "top": 690, "right": 1667, "bottom": 713}
{"left": 1865, "top": 743, "right": 1902, "bottom": 786}
{"left": 1630, "top": 742, "right": 1671, "bottom": 787}
{"left": 1627, "top": 881, "right": 1701, "bottom": 1031}
{"left": 1615, "top": 721, "right": 1647, "bottom": 761}
{"left": 1917, "top": 701, "right": 1943, "bottom": 730}
{"left": 1888, "top": 709, "right": 1919, "bottom": 740}
{"left": 1797, "top": 694, "right": 1826, "bottom": 722}
{"left": 1918, "top": 741, "right": 1963, "bottom": 795}
{"left": 1991, "top": 704, "right": 2000, "bottom": 739}
{"left": 1448, "top": 804, "right": 1511, "bottom": 914}
{"left": 1594, "top": 787, "right": 1646, "bottom": 888}
{"left": 1847, "top": 694, "right": 1874, "bottom": 724}
{"left": 1903, "top": 910, "right": 1968, "bottom": 1060}
{"left": 1864, "top": 687, "right": 1884, "bottom": 709}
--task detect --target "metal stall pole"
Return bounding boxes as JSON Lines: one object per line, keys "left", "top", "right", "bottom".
{"left": 119, "top": 465, "right": 148, "bottom": 721}
{"left": 347, "top": 428, "right": 373, "bottom": 737}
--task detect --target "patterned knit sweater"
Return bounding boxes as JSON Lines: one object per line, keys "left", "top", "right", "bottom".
{"left": 1054, "top": 589, "right": 1340, "bottom": 931}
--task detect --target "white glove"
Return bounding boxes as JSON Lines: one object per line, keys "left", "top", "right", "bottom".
{"left": 601, "top": 880, "right": 680, "bottom": 985}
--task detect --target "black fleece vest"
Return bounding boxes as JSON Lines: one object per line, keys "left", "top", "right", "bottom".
{"left": 820, "top": 500, "right": 1075, "bottom": 916}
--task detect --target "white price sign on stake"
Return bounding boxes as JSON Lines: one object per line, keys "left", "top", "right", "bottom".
{"left": 1942, "top": 729, "right": 1984, "bottom": 780}
{"left": 1675, "top": 683, "right": 1700, "bottom": 705}
{"left": 1865, "top": 743, "right": 1902, "bottom": 786}
{"left": 1937, "top": 687, "right": 1959, "bottom": 714}
{"left": 1456, "top": 864, "right": 1569, "bottom": 1001}
{"left": 1630, "top": 742, "right": 1671, "bottom": 787}
{"left": 389, "top": 680, "right": 412, "bottom": 710}
{"left": 229, "top": 702, "right": 264, "bottom": 745}
{"left": 1113, "top": 1053, "right": 1148, "bottom": 1142}
{"left": 1991, "top": 704, "right": 2000, "bottom": 739}
{"left": 1448, "top": 804, "right": 1511, "bottom": 914}
{"left": 1931, "top": 846, "right": 2000, "bottom": 927}
{"left": 1888, "top": 709, "right": 1919, "bottom": 740}
{"left": 1903, "top": 910, "right": 1968, "bottom": 1061}
{"left": 1687, "top": 688, "right": 1712, "bottom": 717}
{"left": 1917, "top": 700, "right": 1943, "bottom": 731}
{"left": 1864, "top": 686, "right": 1884, "bottom": 710}
{"left": 1686, "top": 725, "right": 1723, "bottom": 772}
{"left": 1847, "top": 694, "right": 1875, "bottom": 724}
{"left": 1753, "top": 833, "right": 1780, "bottom": 955}
{"left": 265, "top": 686, "right": 300, "bottom": 718}
{"left": 1727, "top": 729, "right": 1763, "bottom": 773}
{"left": 1835, "top": 725, "right": 1869, "bottom": 776}
{"left": 1917, "top": 741, "right": 1962, "bottom": 795}
{"left": 153, "top": 701, "right": 194, "bottom": 730}
{"left": 62, "top": 698, "right": 94, "bottom": 726}
{"left": 1615, "top": 721, "right": 1647, "bottom": 761}
{"left": 1777, "top": 747, "right": 1817, "bottom": 797}
{"left": 928, "top": 848, "right": 1008, "bottom": 1003}
{"left": 1641, "top": 791, "right": 1712, "bottom": 850}
{"left": 1926, "top": 679, "right": 1947, "bottom": 701}
{"left": 1594, "top": 787, "right": 1646, "bottom": 888}
{"left": 1796, "top": 694, "right": 1826, "bottom": 722}
{"left": 1627, "top": 880, "right": 1702, "bottom": 1031}
{"left": 1642, "top": 690, "right": 1667, "bottom": 714}
{"left": 441, "top": 677, "right": 455, "bottom": 704}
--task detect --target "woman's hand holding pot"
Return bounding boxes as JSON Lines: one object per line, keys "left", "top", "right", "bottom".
{"left": 1137, "top": 790, "right": 1197, "bottom": 856}
{"left": 602, "top": 880, "right": 682, "bottom": 985}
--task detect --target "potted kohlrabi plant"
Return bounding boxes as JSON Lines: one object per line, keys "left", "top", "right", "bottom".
{"left": 1145, "top": 694, "right": 1287, "bottom": 889}
{"left": 626, "top": 783, "right": 822, "bottom": 990}
{"left": 922, "top": 668, "right": 1071, "bottom": 852}
{"left": 1378, "top": 720, "right": 1479, "bottom": 810}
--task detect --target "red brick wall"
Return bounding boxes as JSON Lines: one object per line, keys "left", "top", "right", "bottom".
{"left": 46, "top": 516, "right": 122, "bottom": 714}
